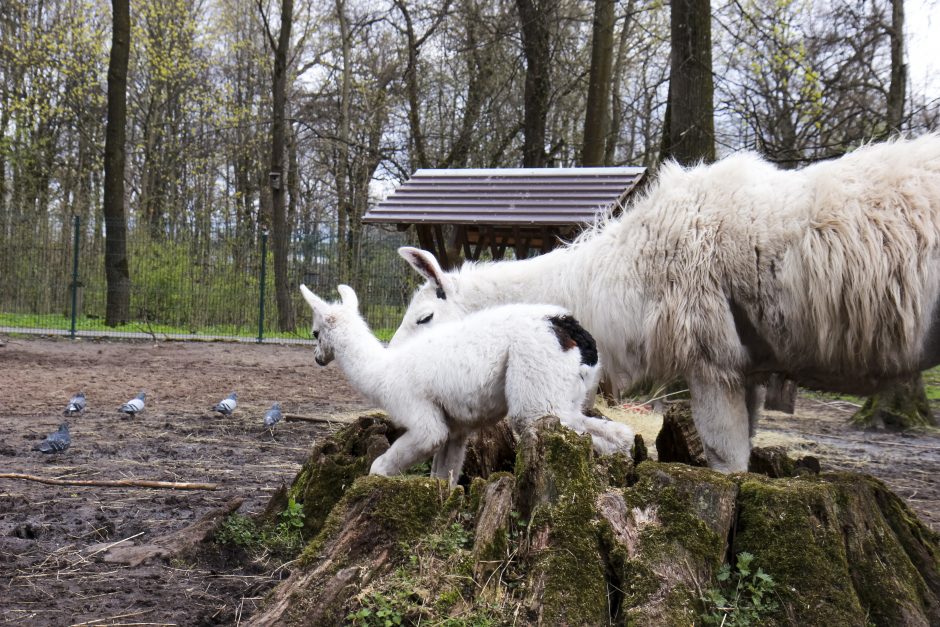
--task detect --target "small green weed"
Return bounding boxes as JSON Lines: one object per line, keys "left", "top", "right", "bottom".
{"left": 215, "top": 514, "right": 261, "bottom": 550}
{"left": 426, "top": 522, "right": 472, "bottom": 556}
{"left": 215, "top": 499, "right": 305, "bottom": 556}
{"left": 700, "top": 551, "right": 779, "bottom": 626}
{"left": 267, "top": 497, "right": 306, "bottom": 554}
{"left": 347, "top": 591, "right": 406, "bottom": 626}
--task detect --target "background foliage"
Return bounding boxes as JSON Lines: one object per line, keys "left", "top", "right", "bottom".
{"left": 0, "top": 0, "right": 936, "bottom": 337}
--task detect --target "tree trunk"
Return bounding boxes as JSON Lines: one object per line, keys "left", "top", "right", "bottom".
{"left": 334, "top": 0, "right": 352, "bottom": 284}
{"left": 852, "top": 374, "right": 936, "bottom": 430}
{"left": 516, "top": 0, "right": 554, "bottom": 167}
{"left": 605, "top": 0, "right": 635, "bottom": 165}
{"left": 263, "top": 0, "right": 296, "bottom": 332}
{"left": 661, "top": 0, "right": 715, "bottom": 165}
{"left": 886, "top": 0, "right": 905, "bottom": 134}
{"left": 582, "top": 0, "right": 615, "bottom": 166}
{"left": 103, "top": 0, "right": 131, "bottom": 327}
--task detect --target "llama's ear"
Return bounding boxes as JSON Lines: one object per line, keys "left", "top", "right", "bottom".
{"left": 299, "top": 284, "right": 328, "bottom": 314}
{"left": 336, "top": 284, "right": 359, "bottom": 312}
{"left": 398, "top": 247, "right": 447, "bottom": 291}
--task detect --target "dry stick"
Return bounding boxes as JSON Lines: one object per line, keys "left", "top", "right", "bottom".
{"left": 0, "top": 473, "right": 217, "bottom": 491}
{"left": 284, "top": 413, "right": 352, "bottom": 424}
{"left": 68, "top": 609, "right": 152, "bottom": 626}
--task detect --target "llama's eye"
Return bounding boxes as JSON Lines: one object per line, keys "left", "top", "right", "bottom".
{"left": 417, "top": 313, "right": 433, "bottom": 325}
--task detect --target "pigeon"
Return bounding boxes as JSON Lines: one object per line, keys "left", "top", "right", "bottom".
{"left": 36, "top": 423, "right": 70, "bottom": 453}
{"left": 212, "top": 392, "right": 237, "bottom": 416}
{"left": 263, "top": 402, "right": 283, "bottom": 429}
{"left": 120, "top": 391, "right": 146, "bottom": 417}
{"left": 64, "top": 391, "right": 86, "bottom": 416}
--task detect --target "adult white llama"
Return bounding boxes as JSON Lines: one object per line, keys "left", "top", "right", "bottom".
{"left": 299, "top": 284, "right": 634, "bottom": 486}
{"left": 392, "top": 134, "right": 940, "bottom": 472}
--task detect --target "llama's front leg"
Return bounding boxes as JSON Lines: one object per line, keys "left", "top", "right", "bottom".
{"left": 371, "top": 416, "right": 448, "bottom": 478}
{"left": 688, "top": 375, "right": 751, "bottom": 472}
{"left": 430, "top": 432, "right": 469, "bottom": 487}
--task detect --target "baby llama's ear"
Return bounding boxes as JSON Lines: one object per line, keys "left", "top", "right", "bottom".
{"left": 398, "top": 247, "right": 448, "bottom": 293}
{"left": 336, "top": 284, "right": 359, "bottom": 312}
{"left": 299, "top": 284, "right": 328, "bottom": 314}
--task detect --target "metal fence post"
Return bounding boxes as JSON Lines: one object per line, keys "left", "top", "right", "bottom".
{"left": 70, "top": 215, "right": 80, "bottom": 339}
{"left": 258, "top": 231, "right": 268, "bottom": 343}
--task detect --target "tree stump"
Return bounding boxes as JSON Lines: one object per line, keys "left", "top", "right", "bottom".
{"left": 852, "top": 374, "right": 937, "bottom": 430}
{"left": 244, "top": 412, "right": 939, "bottom": 627}
{"left": 655, "top": 402, "right": 707, "bottom": 466}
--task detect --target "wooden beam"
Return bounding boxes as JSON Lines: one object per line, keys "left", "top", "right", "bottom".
{"left": 433, "top": 224, "right": 452, "bottom": 269}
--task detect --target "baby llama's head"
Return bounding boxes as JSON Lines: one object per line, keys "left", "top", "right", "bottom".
{"left": 299, "top": 284, "right": 360, "bottom": 366}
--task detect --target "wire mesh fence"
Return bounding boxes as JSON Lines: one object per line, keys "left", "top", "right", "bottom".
{"left": 0, "top": 215, "right": 418, "bottom": 344}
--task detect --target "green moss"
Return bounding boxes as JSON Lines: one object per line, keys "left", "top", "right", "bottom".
{"left": 626, "top": 463, "right": 733, "bottom": 567}
{"left": 519, "top": 424, "right": 610, "bottom": 625}
{"left": 607, "top": 463, "right": 734, "bottom": 624}
{"left": 595, "top": 450, "right": 634, "bottom": 489}
{"left": 733, "top": 475, "right": 866, "bottom": 625}
{"left": 821, "top": 473, "right": 939, "bottom": 626}
{"left": 289, "top": 415, "right": 386, "bottom": 539}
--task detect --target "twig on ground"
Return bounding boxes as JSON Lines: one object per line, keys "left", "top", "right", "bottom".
{"left": 0, "top": 473, "right": 217, "bottom": 491}
{"left": 284, "top": 413, "right": 353, "bottom": 424}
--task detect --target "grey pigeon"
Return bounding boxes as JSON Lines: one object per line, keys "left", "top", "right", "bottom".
{"left": 36, "top": 423, "right": 70, "bottom": 453}
{"left": 213, "top": 392, "right": 237, "bottom": 416}
{"left": 263, "top": 402, "right": 283, "bottom": 428}
{"left": 64, "top": 391, "right": 86, "bottom": 416}
{"left": 120, "top": 391, "right": 146, "bottom": 416}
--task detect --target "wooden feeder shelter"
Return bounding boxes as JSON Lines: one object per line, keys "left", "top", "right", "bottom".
{"left": 363, "top": 167, "right": 647, "bottom": 269}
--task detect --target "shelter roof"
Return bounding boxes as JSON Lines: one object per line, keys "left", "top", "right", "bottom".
{"left": 363, "top": 166, "right": 647, "bottom": 226}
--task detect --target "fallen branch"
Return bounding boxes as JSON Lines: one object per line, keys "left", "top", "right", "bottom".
{"left": 0, "top": 473, "right": 217, "bottom": 491}
{"left": 285, "top": 413, "right": 353, "bottom": 424}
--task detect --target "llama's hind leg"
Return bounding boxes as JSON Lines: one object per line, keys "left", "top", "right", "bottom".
{"left": 371, "top": 410, "right": 448, "bottom": 478}
{"left": 430, "top": 432, "right": 469, "bottom": 487}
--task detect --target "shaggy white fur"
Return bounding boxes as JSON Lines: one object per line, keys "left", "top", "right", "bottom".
{"left": 392, "top": 134, "right": 940, "bottom": 472}
{"left": 299, "top": 284, "right": 634, "bottom": 486}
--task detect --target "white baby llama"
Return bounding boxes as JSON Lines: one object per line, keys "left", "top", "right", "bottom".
{"left": 299, "top": 284, "right": 634, "bottom": 486}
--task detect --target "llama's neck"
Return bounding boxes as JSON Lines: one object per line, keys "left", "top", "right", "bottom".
{"left": 331, "top": 319, "right": 388, "bottom": 401}
{"left": 459, "top": 240, "right": 596, "bottom": 312}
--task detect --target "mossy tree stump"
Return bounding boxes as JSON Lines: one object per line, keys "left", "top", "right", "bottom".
{"left": 852, "top": 374, "right": 937, "bottom": 430}
{"left": 246, "top": 412, "right": 939, "bottom": 626}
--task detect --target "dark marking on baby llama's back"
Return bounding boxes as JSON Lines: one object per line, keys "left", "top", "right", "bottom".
{"left": 548, "top": 315, "right": 599, "bottom": 366}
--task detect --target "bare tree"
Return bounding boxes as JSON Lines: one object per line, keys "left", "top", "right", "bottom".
{"left": 886, "top": 0, "right": 905, "bottom": 134}
{"left": 516, "top": 0, "right": 556, "bottom": 167}
{"left": 103, "top": 0, "right": 131, "bottom": 326}
{"left": 392, "top": 0, "right": 451, "bottom": 170}
{"left": 582, "top": 0, "right": 615, "bottom": 165}
{"left": 258, "top": 0, "right": 296, "bottom": 331}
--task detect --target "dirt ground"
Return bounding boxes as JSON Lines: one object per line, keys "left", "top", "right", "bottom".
{"left": 1, "top": 336, "right": 938, "bottom": 626}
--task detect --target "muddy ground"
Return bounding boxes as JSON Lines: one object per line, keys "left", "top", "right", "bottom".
{"left": 0, "top": 336, "right": 938, "bottom": 626}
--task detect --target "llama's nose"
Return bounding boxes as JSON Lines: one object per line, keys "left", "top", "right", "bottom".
{"left": 315, "top": 355, "right": 328, "bottom": 366}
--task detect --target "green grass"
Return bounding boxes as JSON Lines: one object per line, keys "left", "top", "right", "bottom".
{"left": 0, "top": 311, "right": 396, "bottom": 343}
